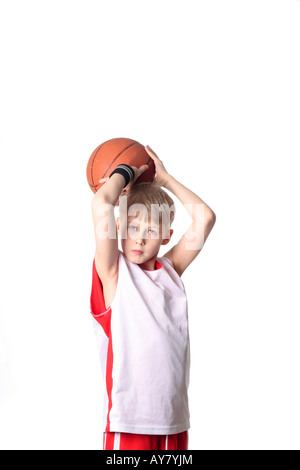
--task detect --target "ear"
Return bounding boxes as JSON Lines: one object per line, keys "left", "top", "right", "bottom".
{"left": 161, "top": 228, "right": 174, "bottom": 245}
{"left": 120, "top": 187, "right": 129, "bottom": 197}
{"left": 117, "top": 188, "right": 130, "bottom": 207}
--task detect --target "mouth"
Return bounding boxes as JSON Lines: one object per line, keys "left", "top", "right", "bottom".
{"left": 132, "top": 250, "right": 143, "bottom": 255}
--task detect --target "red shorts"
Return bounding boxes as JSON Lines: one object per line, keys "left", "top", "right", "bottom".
{"left": 103, "top": 430, "right": 188, "bottom": 450}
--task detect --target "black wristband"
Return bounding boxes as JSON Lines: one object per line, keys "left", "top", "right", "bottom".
{"left": 109, "top": 164, "right": 135, "bottom": 188}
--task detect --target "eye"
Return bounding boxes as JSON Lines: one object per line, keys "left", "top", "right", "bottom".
{"left": 129, "top": 225, "right": 156, "bottom": 235}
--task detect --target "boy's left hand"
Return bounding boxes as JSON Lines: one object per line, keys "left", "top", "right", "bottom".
{"left": 144, "top": 145, "right": 170, "bottom": 187}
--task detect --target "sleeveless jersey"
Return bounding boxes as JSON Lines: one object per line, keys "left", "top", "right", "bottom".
{"left": 90, "top": 250, "right": 190, "bottom": 435}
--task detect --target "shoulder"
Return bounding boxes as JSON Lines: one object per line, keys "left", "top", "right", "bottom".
{"left": 161, "top": 253, "right": 173, "bottom": 265}
{"left": 160, "top": 254, "right": 181, "bottom": 276}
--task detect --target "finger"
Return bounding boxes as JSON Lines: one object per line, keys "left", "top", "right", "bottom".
{"left": 145, "top": 145, "right": 157, "bottom": 157}
{"left": 145, "top": 145, "right": 153, "bottom": 154}
{"left": 138, "top": 164, "right": 149, "bottom": 172}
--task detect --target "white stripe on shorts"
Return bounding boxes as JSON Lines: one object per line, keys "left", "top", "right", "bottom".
{"left": 114, "top": 432, "right": 121, "bottom": 450}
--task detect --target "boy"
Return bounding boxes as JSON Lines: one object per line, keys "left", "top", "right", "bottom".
{"left": 90, "top": 145, "right": 216, "bottom": 450}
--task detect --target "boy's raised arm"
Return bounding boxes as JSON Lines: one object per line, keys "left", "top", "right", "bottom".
{"left": 90, "top": 164, "right": 149, "bottom": 280}
{"left": 91, "top": 173, "right": 125, "bottom": 280}
{"left": 162, "top": 174, "right": 216, "bottom": 277}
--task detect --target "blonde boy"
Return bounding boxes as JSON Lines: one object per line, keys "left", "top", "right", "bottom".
{"left": 90, "top": 145, "right": 216, "bottom": 450}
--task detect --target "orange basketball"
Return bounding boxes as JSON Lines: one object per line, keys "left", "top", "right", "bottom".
{"left": 86, "top": 137, "right": 156, "bottom": 194}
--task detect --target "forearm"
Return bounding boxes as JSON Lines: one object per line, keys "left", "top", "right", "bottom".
{"left": 164, "top": 175, "right": 216, "bottom": 222}
{"left": 92, "top": 173, "right": 125, "bottom": 206}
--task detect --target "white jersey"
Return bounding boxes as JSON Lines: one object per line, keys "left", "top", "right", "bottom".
{"left": 90, "top": 250, "right": 190, "bottom": 435}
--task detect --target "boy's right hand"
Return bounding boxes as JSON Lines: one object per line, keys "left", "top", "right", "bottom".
{"left": 124, "top": 164, "right": 149, "bottom": 192}
{"left": 99, "top": 164, "right": 149, "bottom": 206}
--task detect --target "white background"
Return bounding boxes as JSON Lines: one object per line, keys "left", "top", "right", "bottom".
{"left": 0, "top": 0, "right": 300, "bottom": 450}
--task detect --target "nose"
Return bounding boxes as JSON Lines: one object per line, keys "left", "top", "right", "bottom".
{"left": 134, "top": 232, "right": 146, "bottom": 245}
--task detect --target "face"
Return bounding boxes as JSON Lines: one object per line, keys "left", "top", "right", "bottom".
{"left": 116, "top": 214, "right": 173, "bottom": 269}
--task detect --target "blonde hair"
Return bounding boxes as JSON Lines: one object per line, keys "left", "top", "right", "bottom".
{"left": 119, "top": 182, "right": 175, "bottom": 230}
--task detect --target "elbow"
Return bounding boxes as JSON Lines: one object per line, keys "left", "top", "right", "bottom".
{"left": 208, "top": 211, "right": 216, "bottom": 226}
{"left": 203, "top": 205, "right": 216, "bottom": 225}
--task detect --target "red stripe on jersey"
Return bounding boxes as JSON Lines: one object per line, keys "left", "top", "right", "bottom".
{"left": 90, "top": 258, "right": 112, "bottom": 337}
{"left": 105, "top": 329, "right": 114, "bottom": 431}
{"left": 90, "top": 257, "right": 114, "bottom": 431}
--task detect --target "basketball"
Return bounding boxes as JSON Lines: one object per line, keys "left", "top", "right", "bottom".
{"left": 86, "top": 137, "right": 156, "bottom": 194}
